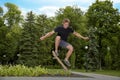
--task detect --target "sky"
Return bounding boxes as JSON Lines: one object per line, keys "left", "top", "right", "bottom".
{"left": 0, "top": 0, "right": 120, "bottom": 17}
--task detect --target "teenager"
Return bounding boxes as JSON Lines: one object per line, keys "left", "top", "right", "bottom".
{"left": 40, "top": 19, "right": 89, "bottom": 66}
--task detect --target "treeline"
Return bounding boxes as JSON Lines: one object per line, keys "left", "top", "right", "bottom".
{"left": 0, "top": 0, "right": 120, "bottom": 70}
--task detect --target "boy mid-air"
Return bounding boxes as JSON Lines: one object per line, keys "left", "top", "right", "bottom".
{"left": 40, "top": 19, "right": 89, "bottom": 67}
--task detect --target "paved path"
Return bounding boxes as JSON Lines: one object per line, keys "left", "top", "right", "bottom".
{"left": 0, "top": 72, "right": 120, "bottom": 80}
{"left": 71, "top": 72, "right": 120, "bottom": 80}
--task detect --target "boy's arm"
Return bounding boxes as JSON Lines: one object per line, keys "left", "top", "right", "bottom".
{"left": 40, "top": 31, "right": 55, "bottom": 40}
{"left": 73, "top": 32, "right": 89, "bottom": 40}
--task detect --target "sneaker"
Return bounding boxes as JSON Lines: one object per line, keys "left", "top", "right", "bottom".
{"left": 64, "top": 59, "right": 71, "bottom": 67}
{"left": 55, "top": 51, "right": 59, "bottom": 56}
{"left": 53, "top": 51, "right": 59, "bottom": 59}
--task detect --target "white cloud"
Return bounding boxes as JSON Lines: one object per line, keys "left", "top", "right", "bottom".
{"left": 77, "top": 0, "right": 94, "bottom": 3}
{"left": 80, "top": 6, "right": 88, "bottom": 12}
{"left": 38, "top": 6, "right": 89, "bottom": 17}
{"left": 20, "top": 6, "right": 59, "bottom": 17}
{"left": 38, "top": 6, "right": 59, "bottom": 17}
{"left": 21, "top": 0, "right": 94, "bottom": 5}
{"left": 60, "top": 0, "right": 76, "bottom": 3}
{"left": 20, "top": 6, "right": 88, "bottom": 17}
{"left": 19, "top": 0, "right": 119, "bottom": 17}
{"left": 99, "top": 0, "right": 120, "bottom": 3}
{"left": 1, "top": 5, "right": 8, "bottom": 13}
{"left": 113, "top": 0, "right": 120, "bottom": 3}
{"left": 20, "top": 8, "right": 31, "bottom": 17}
{"left": 22, "top": 0, "right": 71, "bottom": 3}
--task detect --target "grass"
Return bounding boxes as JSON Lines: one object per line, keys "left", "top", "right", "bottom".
{"left": 47, "top": 69, "right": 71, "bottom": 76}
{"left": 0, "top": 65, "right": 70, "bottom": 76}
{"left": 74, "top": 69, "right": 120, "bottom": 77}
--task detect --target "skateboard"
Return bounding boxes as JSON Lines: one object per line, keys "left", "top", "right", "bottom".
{"left": 52, "top": 51, "right": 68, "bottom": 71}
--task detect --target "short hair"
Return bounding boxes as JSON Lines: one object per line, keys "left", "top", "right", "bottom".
{"left": 62, "top": 18, "right": 70, "bottom": 23}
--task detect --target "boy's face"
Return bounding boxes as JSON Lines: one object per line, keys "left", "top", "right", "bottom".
{"left": 63, "top": 22, "right": 69, "bottom": 29}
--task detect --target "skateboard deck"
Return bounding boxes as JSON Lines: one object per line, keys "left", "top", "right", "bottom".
{"left": 52, "top": 51, "right": 68, "bottom": 71}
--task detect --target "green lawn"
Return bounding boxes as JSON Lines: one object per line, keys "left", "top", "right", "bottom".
{"left": 74, "top": 69, "right": 120, "bottom": 77}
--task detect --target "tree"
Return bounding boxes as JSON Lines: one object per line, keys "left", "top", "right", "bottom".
{"left": 111, "top": 27, "right": 120, "bottom": 70}
{"left": 86, "top": 0, "right": 120, "bottom": 70}
{"left": 56, "top": 6, "right": 84, "bottom": 30}
{"left": 104, "top": 47, "right": 112, "bottom": 69}
{"left": 0, "top": 7, "right": 3, "bottom": 16}
{"left": 35, "top": 15, "right": 55, "bottom": 67}
{"left": 0, "top": 7, "right": 4, "bottom": 27}
{"left": 84, "top": 27, "right": 99, "bottom": 71}
{"left": 4, "top": 2, "right": 22, "bottom": 28}
{"left": 0, "top": 26, "right": 9, "bottom": 64}
{"left": 0, "top": 6, "right": 22, "bottom": 64}
{"left": 18, "top": 11, "right": 40, "bottom": 66}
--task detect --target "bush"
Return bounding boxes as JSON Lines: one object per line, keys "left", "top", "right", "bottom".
{"left": 0, "top": 65, "right": 47, "bottom": 76}
{"left": 0, "top": 65, "right": 71, "bottom": 76}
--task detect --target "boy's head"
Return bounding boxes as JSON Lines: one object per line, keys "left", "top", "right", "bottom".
{"left": 62, "top": 18, "right": 70, "bottom": 29}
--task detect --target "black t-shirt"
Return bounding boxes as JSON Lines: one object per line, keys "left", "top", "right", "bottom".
{"left": 54, "top": 26, "right": 74, "bottom": 41}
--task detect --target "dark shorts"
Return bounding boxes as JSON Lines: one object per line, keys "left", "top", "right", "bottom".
{"left": 59, "top": 40, "right": 71, "bottom": 48}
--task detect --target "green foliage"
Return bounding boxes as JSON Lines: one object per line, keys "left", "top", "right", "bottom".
{"left": 56, "top": 6, "right": 86, "bottom": 31}
{"left": 0, "top": 6, "right": 3, "bottom": 16}
{"left": 0, "top": 25, "right": 22, "bottom": 64}
{"left": 84, "top": 27, "right": 99, "bottom": 71}
{"left": 0, "top": 65, "right": 71, "bottom": 76}
{"left": 36, "top": 14, "right": 55, "bottom": 54}
{"left": 4, "top": 2, "right": 22, "bottom": 27}
{"left": 104, "top": 49, "right": 112, "bottom": 69}
{"left": 0, "top": 65, "right": 48, "bottom": 76}
{"left": 0, "top": 26, "right": 9, "bottom": 64}
{"left": 70, "top": 52, "right": 76, "bottom": 69}
{"left": 111, "top": 29, "right": 120, "bottom": 70}
{"left": 0, "top": 1, "right": 120, "bottom": 71}
{"left": 0, "top": 7, "right": 4, "bottom": 27}
{"left": 17, "top": 11, "right": 56, "bottom": 67}
{"left": 86, "top": 0, "right": 120, "bottom": 70}
{"left": 0, "top": 3, "right": 22, "bottom": 65}
{"left": 18, "top": 11, "right": 39, "bottom": 66}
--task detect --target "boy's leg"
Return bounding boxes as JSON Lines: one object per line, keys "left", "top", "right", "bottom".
{"left": 59, "top": 40, "right": 73, "bottom": 66}
{"left": 63, "top": 45, "right": 73, "bottom": 66}
{"left": 55, "top": 36, "right": 61, "bottom": 54}
{"left": 65, "top": 45, "right": 74, "bottom": 60}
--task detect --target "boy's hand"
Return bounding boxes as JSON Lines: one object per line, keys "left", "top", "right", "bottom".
{"left": 40, "top": 36, "right": 45, "bottom": 41}
{"left": 84, "top": 37, "right": 89, "bottom": 41}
